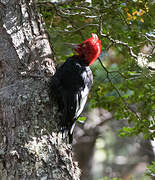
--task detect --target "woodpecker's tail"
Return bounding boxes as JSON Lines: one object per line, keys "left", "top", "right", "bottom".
{"left": 68, "top": 121, "right": 76, "bottom": 144}
{"left": 68, "top": 133, "right": 73, "bottom": 144}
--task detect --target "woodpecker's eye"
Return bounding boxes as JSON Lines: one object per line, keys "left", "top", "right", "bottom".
{"left": 82, "top": 44, "right": 86, "bottom": 47}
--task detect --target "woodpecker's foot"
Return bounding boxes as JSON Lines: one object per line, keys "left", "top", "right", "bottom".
{"left": 59, "top": 126, "right": 73, "bottom": 144}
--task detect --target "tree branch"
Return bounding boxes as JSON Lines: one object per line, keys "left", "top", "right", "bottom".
{"left": 99, "top": 16, "right": 155, "bottom": 71}
{"left": 98, "top": 57, "right": 141, "bottom": 120}
{"left": 57, "top": 24, "right": 99, "bottom": 33}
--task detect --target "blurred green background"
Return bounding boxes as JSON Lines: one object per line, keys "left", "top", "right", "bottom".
{"left": 37, "top": 0, "right": 155, "bottom": 179}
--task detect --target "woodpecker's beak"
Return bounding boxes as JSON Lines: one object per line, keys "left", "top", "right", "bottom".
{"left": 64, "top": 43, "right": 79, "bottom": 50}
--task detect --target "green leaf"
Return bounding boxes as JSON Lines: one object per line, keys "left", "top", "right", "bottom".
{"left": 145, "top": 162, "right": 155, "bottom": 177}
{"left": 77, "top": 116, "right": 87, "bottom": 123}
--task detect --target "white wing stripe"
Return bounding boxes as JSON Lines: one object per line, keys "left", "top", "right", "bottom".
{"left": 76, "top": 85, "right": 89, "bottom": 118}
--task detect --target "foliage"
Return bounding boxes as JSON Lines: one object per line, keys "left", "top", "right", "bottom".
{"left": 38, "top": 0, "right": 154, "bottom": 139}
{"left": 38, "top": 0, "right": 155, "bottom": 175}
{"left": 146, "top": 161, "right": 155, "bottom": 177}
{"left": 91, "top": 58, "right": 155, "bottom": 140}
{"left": 77, "top": 116, "right": 87, "bottom": 123}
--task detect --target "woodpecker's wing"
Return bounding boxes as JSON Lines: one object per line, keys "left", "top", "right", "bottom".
{"left": 75, "top": 68, "right": 93, "bottom": 118}
{"left": 57, "top": 56, "right": 92, "bottom": 115}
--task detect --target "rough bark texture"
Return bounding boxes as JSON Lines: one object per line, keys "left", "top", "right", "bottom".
{"left": 0, "top": 0, "right": 80, "bottom": 179}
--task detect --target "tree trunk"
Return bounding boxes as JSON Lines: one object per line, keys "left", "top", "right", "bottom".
{"left": 0, "top": 0, "right": 80, "bottom": 179}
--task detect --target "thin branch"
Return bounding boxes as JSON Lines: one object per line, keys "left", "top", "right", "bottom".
{"left": 98, "top": 57, "right": 141, "bottom": 120}
{"left": 57, "top": 24, "right": 99, "bottom": 33}
{"left": 108, "top": 70, "right": 127, "bottom": 79}
{"left": 37, "top": 2, "right": 96, "bottom": 18}
{"left": 98, "top": 16, "right": 155, "bottom": 71}
{"left": 63, "top": 6, "right": 91, "bottom": 12}
{"left": 99, "top": 16, "right": 137, "bottom": 60}
{"left": 101, "top": 34, "right": 138, "bottom": 59}
{"left": 144, "top": 34, "right": 155, "bottom": 42}
{"left": 56, "top": 8, "right": 97, "bottom": 18}
{"left": 37, "top": 0, "right": 75, "bottom": 6}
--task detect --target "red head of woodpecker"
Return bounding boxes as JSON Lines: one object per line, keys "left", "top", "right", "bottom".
{"left": 73, "top": 33, "right": 102, "bottom": 65}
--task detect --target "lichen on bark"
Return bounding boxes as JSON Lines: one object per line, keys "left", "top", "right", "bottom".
{"left": 0, "top": 0, "right": 80, "bottom": 179}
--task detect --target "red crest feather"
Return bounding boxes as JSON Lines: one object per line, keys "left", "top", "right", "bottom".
{"left": 75, "top": 33, "right": 102, "bottom": 65}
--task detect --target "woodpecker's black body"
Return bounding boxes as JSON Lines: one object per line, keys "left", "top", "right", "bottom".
{"left": 51, "top": 55, "right": 93, "bottom": 143}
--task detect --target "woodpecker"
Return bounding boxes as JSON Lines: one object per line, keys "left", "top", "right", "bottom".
{"left": 50, "top": 33, "right": 102, "bottom": 143}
